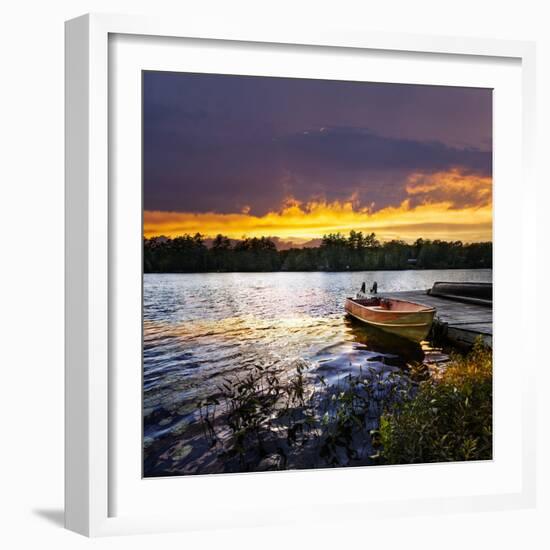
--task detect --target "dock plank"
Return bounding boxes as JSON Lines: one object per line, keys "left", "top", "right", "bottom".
{"left": 379, "top": 289, "right": 492, "bottom": 347}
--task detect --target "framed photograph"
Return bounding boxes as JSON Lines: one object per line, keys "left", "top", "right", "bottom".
{"left": 65, "top": 13, "right": 537, "bottom": 536}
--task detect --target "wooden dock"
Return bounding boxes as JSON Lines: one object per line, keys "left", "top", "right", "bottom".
{"left": 379, "top": 290, "right": 492, "bottom": 347}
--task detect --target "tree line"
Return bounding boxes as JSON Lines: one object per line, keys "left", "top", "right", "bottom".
{"left": 143, "top": 231, "right": 492, "bottom": 273}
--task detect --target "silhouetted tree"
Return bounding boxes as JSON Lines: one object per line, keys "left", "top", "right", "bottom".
{"left": 143, "top": 232, "right": 492, "bottom": 273}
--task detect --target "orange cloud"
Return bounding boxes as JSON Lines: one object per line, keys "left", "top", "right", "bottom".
{"left": 144, "top": 169, "right": 492, "bottom": 244}
{"left": 405, "top": 168, "right": 492, "bottom": 209}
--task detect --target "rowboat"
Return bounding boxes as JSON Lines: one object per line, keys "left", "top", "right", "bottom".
{"left": 345, "top": 295, "right": 436, "bottom": 342}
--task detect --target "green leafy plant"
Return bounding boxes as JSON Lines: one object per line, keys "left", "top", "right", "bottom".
{"left": 379, "top": 338, "right": 492, "bottom": 464}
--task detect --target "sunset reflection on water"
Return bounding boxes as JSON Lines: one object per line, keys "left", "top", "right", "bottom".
{"left": 143, "top": 269, "right": 491, "bottom": 476}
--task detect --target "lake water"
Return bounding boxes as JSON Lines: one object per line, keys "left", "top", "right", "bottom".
{"left": 143, "top": 269, "right": 492, "bottom": 476}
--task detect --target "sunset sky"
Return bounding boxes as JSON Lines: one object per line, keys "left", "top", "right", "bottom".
{"left": 143, "top": 72, "right": 492, "bottom": 245}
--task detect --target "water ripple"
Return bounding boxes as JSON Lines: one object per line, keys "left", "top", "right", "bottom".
{"left": 143, "top": 269, "right": 492, "bottom": 475}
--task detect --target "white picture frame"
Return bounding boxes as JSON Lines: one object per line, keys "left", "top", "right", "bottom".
{"left": 65, "top": 13, "right": 537, "bottom": 537}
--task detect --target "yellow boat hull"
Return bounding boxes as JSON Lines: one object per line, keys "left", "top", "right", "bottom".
{"left": 345, "top": 297, "right": 435, "bottom": 342}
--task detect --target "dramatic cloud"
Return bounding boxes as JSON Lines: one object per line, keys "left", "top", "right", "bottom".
{"left": 143, "top": 126, "right": 491, "bottom": 216}
{"left": 277, "top": 126, "right": 491, "bottom": 174}
{"left": 144, "top": 169, "right": 492, "bottom": 243}
{"left": 143, "top": 72, "right": 492, "bottom": 241}
{"left": 405, "top": 169, "right": 492, "bottom": 209}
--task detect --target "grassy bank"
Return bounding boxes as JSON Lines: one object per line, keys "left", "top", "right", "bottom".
{"left": 379, "top": 339, "right": 492, "bottom": 463}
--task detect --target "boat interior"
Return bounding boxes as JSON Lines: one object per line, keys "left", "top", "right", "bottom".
{"left": 351, "top": 297, "right": 433, "bottom": 312}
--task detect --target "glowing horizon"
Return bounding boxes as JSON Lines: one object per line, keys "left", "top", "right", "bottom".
{"left": 144, "top": 169, "right": 492, "bottom": 244}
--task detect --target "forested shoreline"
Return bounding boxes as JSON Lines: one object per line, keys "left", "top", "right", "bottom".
{"left": 144, "top": 231, "right": 492, "bottom": 273}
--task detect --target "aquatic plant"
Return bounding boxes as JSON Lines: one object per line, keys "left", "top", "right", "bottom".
{"left": 197, "top": 339, "right": 492, "bottom": 471}
{"left": 199, "top": 361, "right": 318, "bottom": 470}
{"left": 199, "top": 362, "right": 410, "bottom": 471}
{"left": 318, "top": 369, "right": 411, "bottom": 466}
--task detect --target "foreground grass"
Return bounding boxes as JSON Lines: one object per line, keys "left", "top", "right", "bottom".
{"left": 198, "top": 339, "right": 492, "bottom": 471}
{"left": 379, "top": 339, "right": 492, "bottom": 464}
